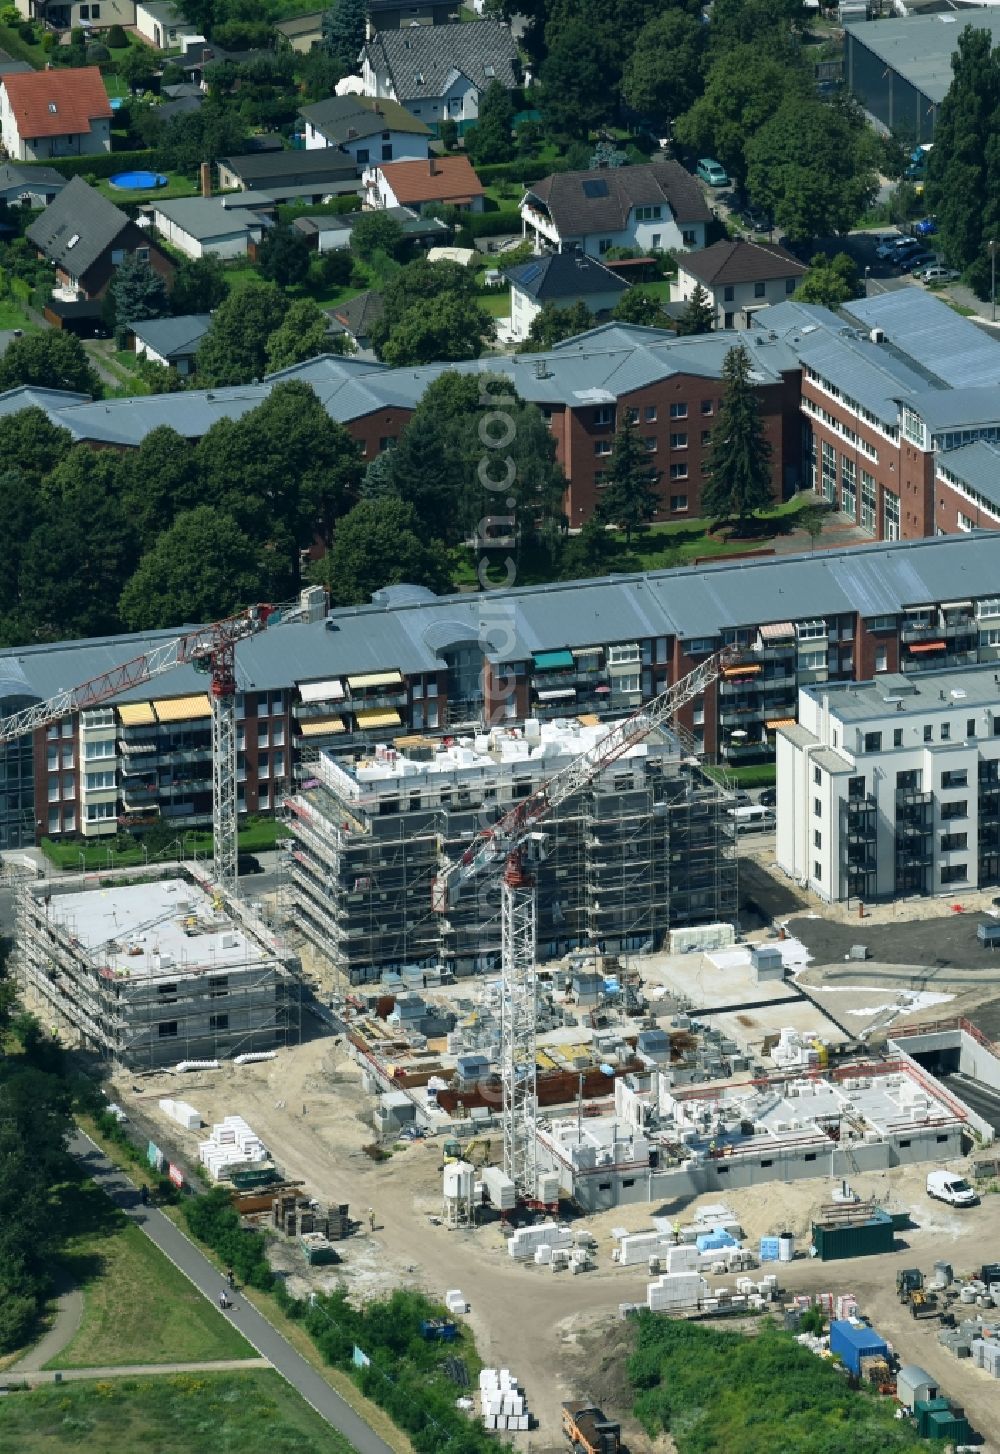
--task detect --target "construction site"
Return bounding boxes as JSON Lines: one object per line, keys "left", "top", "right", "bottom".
{"left": 17, "top": 863, "right": 301, "bottom": 1069}
{"left": 284, "top": 717, "right": 737, "bottom": 984}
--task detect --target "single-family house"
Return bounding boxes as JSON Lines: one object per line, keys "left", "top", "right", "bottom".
{"left": 0, "top": 66, "right": 112, "bottom": 163}
{"left": 366, "top": 0, "right": 457, "bottom": 27}
{"left": 26, "top": 177, "right": 175, "bottom": 309}
{"left": 151, "top": 195, "right": 268, "bottom": 259}
{"left": 521, "top": 163, "right": 711, "bottom": 260}
{"left": 300, "top": 94, "right": 430, "bottom": 172}
{"left": 671, "top": 239, "right": 808, "bottom": 329}
{"left": 359, "top": 20, "right": 520, "bottom": 135}
{"left": 135, "top": 0, "right": 189, "bottom": 47}
{"left": 329, "top": 289, "right": 384, "bottom": 352}
{"left": 292, "top": 202, "right": 447, "bottom": 251}
{"left": 275, "top": 10, "right": 324, "bottom": 52}
{"left": 0, "top": 162, "right": 67, "bottom": 209}
{"left": 13, "top": 0, "right": 135, "bottom": 29}
{"left": 131, "top": 313, "right": 211, "bottom": 374}
{"left": 504, "top": 250, "right": 629, "bottom": 342}
{"left": 0, "top": 55, "right": 33, "bottom": 78}
{"left": 365, "top": 154, "right": 483, "bottom": 212}
{"left": 217, "top": 148, "right": 360, "bottom": 203}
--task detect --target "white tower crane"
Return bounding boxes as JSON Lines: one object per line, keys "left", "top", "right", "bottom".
{"left": 432, "top": 651, "right": 732, "bottom": 1199}
{"left": 0, "top": 602, "right": 296, "bottom": 894}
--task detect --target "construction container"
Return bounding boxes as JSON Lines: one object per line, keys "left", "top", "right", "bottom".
{"left": 811, "top": 1208, "right": 893, "bottom": 1261}
{"left": 914, "top": 1397, "right": 951, "bottom": 1436}
{"left": 925, "top": 1408, "right": 971, "bottom": 1442}
{"left": 896, "top": 1365, "right": 938, "bottom": 1410}
{"left": 828, "top": 1320, "right": 889, "bottom": 1377}
{"left": 232, "top": 1166, "right": 280, "bottom": 1190}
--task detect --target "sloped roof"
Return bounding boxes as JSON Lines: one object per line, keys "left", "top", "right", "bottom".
{"left": 525, "top": 162, "right": 711, "bottom": 236}
{"left": 379, "top": 155, "right": 483, "bottom": 204}
{"left": 842, "top": 288, "right": 1000, "bottom": 389}
{"left": 219, "top": 148, "right": 359, "bottom": 185}
{"left": 679, "top": 239, "right": 806, "bottom": 286}
{"left": 331, "top": 290, "right": 385, "bottom": 338}
{"left": 26, "top": 177, "right": 129, "bottom": 276}
{"left": 153, "top": 195, "right": 264, "bottom": 241}
{"left": 130, "top": 313, "right": 212, "bottom": 359}
{"left": 361, "top": 19, "right": 519, "bottom": 100}
{"left": 300, "top": 94, "right": 430, "bottom": 142}
{"left": 936, "top": 440, "right": 1000, "bottom": 510}
{"left": 505, "top": 251, "right": 628, "bottom": 302}
{"left": 2, "top": 65, "right": 111, "bottom": 140}
{"left": 274, "top": 9, "right": 324, "bottom": 36}
{"left": 0, "top": 161, "right": 67, "bottom": 192}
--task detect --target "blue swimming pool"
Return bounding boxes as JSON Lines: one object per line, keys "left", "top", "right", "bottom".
{"left": 110, "top": 170, "right": 168, "bottom": 190}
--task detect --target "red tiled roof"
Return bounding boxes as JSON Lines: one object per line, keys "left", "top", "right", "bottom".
{"left": 2, "top": 66, "right": 112, "bottom": 140}
{"left": 379, "top": 156, "right": 484, "bottom": 205}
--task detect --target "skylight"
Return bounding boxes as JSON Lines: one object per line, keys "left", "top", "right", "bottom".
{"left": 66, "top": 234, "right": 80, "bottom": 249}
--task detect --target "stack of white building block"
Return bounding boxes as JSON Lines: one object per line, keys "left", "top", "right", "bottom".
{"left": 198, "top": 1115, "right": 268, "bottom": 1181}
{"left": 647, "top": 1272, "right": 708, "bottom": 1311}
{"left": 507, "top": 1222, "right": 573, "bottom": 1260}
{"left": 445, "top": 1289, "right": 468, "bottom": 1315}
{"left": 972, "top": 1338, "right": 1000, "bottom": 1376}
{"left": 479, "top": 1368, "right": 529, "bottom": 1431}
{"left": 158, "top": 1097, "right": 201, "bottom": 1131}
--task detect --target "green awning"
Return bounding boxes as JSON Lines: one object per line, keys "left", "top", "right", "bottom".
{"left": 533, "top": 649, "right": 574, "bottom": 671}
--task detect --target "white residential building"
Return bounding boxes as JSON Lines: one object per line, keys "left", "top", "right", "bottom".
{"left": 521, "top": 163, "right": 710, "bottom": 260}
{"left": 358, "top": 20, "right": 520, "bottom": 135}
{"left": 0, "top": 66, "right": 111, "bottom": 162}
{"left": 776, "top": 661, "right": 1000, "bottom": 902}
{"left": 672, "top": 240, "right": 807, "bottom": 330}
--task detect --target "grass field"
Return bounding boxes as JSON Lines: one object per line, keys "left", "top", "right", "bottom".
{"left": 0, "top": 1370, "right": 357, "bottom": 1453}
{"left": 47, "top": 1181, "right": 253, "bottom": 1370}
{"left": 40, "top": 816, "right": 289, "bottom": 871}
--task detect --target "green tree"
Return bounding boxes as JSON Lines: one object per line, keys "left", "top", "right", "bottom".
{"left": 321, "top": 0, "right": 367, "bottom": 69}
{"left": 257, "top": 225, "right": 311, "bottom": 289}
{"left": 118, "top": 42, "right": 158, "bottom": 92}
{"left": 795, "top": 251, "right": 860, "bottom": 307}
{"left": 439, "top": 118, "right": 458, "bottom": 151}
{"left": 266, "top": 298, "right": 333, "bottom": 373}
{"left": 539, "top": 8, "right": 610, "bottom": 138}
{"left": 0, "top": 331, "right": 101, "bottom": 397}
{"left": 465, "top": 80, "right": 516, "bottom": 166}
{"left": 0, "top": 468, "right": 38, "bottom": 617}
{"left": 519, "top": 300, "right": 594, "bottom": 352}
{"left": 675, "top": 281, "right": 715, "bottom": 335}
{"left": 708, "top": 0, "right": 806, "bottom": 52}
{"left": 349, "top": 212, "right": 405, "bottom": 262}
{"left": 925, "top": 25, "right": 1000, "bottom": 280}
{"left": 612, "top": 288, "right": 665, "bottom": 327}
{"left": 121, "top": 425, "right": 200, "bottom": 549}
{"left": 595, "top": 413, "right": 662, "bottom": 543}
{"left": 622, "top": 10, "right": 707, "bottom": 126}
{"left": 195, "top": 282, "right": 287, "bottom": 385}
{"left": 557, "top": 515, "right": 615, "bottom": 580}
{"left": 702, "top": 344, "right": 773, "bottom": 530}
{"left": 745, "top": 97, "right": 879, "bottom": 242}
{"left": 109, "top": 253, "right": 170, "bottom": 347}
{"left": 119, "top": 507, "right": 264, "bottom": 630}
{"left": 320, "top": 497, "right": 451, "bottom": 606}
{"left": 171, "top": 255, "right": 228, "bottom": 315}
{"left": 378, "top": 291, "right": 493, "bottom": 366}
{"left": 0, "top": 407, "right": 71, "bottom": 484}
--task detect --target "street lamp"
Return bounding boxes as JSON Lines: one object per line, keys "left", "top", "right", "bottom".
{"left": 864, "top": 264, "right": 871, "bottom": 297}
{"left": 991, "top": 239, "right": 997, "bottom": 324}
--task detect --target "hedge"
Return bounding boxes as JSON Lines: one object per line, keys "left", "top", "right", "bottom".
{"left": 473, "top": 159, "right": 551, "bottom": 186}
{"left": 15, "top": 148, "right": 173, "bottom": 180}
{"left": 463, "top": 208, "right": 522, "bottom": 237}
{"left": 0, "top": 22, "right": 40, "bottom": 65}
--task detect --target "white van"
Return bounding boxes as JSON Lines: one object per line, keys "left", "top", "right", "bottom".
{"left": 926, "top": 1170, "right": 977, "bottom": 1207}
{"left": 728, "top": 805, "right": 776, "bottom": 833}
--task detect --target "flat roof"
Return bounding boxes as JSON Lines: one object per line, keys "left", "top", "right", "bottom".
{"left": 43, "top": 877, "right": 276, "bottom": 979}
{"left": 845, "top": 13, "right": 1000, "bottom": 104}
{"left": 802, "top": 662, "right": 1000, "bottom": 724}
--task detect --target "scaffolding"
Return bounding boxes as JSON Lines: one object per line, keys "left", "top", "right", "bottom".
{"left": 16, "top": 862, "right": 302, "bottom": 1071}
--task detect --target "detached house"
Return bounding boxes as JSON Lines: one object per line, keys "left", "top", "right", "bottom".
{"left": 359, "top": 20, "right": 519, "bottom": 135}
{"left": 672, "top": 239, "right": 807, "bottom": 330}
{"left": 27, "top": 177, "right": 174, "bottom": 321}
{"left": 300, "top": 94, "right": 430, "bottom": 173}
{"left": 0, "top": 65, "right": 112, "bottom": 162}
{"left": 521, "top": 163, "right": 711, "bottom": 260}
{"left": 504, "top": 250, "right": 628, "bottom": 342}
{"left": 365, "top": 153, "right": 483, "bottom": 212}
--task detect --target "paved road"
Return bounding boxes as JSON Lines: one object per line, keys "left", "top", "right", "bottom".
{"left": 67, "top": 1129, "right": 397, "bottom": 1454}
{"left": 10, "top": 1282, "right": 83, "bottom": 1374}
{"left": 6, "top": 1357, "right": 269, "bottom": 1387}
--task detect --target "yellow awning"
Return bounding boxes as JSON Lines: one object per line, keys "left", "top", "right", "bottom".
{"left": 300, "top": 716, "right": 346, "bottom": 737}
{"left": 118, "top": 702, "right": 155, "bottom": 726}
{"left": 153, "top": 694, "right": 212, "bottom": 722}
{"left": 347, "top": 671, "right": 403, "bottom": 690}
{"left": 577, "top": 713, "right": 601, "bottom": 726}
{"left": 355, "top": 707, "right": 402, "bottom": 729}
{"left": 766, "top": 718, "right": 796, "bottom": 729}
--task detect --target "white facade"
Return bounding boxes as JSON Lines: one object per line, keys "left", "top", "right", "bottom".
{"left": 135, "top": 0, "right": 190, "bottom": 47}
{"left": 777, "top": 663, "right": 1000, "bottom": 902}
{"left": 672, "top": 265, "right": 800, "bottom": 329}
{"left": 151, "top": 204, "right": 262, "bottom": 259}
{"left": 303, "top": 121, "right": 429, "bottom": 172}
{"left": 507, "top": 280, "right": 625, "bottom": 343}
{"left": 520, "top": 198, "right": 705, "bottom": 261}
{"left": 360, "top": 53, "right": 481, "bottom": 129}
{"left": 15, "top": 0, "right": 134, "bottom": 25}
{"left": 0, "top": 89, "right": 111, "bottom": 163}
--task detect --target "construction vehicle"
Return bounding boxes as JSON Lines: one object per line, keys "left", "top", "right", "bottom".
{"left": 897, "top": 1269, "right": 939, "bottom": 1318}
{"left": 561, "top": 1399, "right": 621, "bottom": 1454}
{"left": 897, "top": 1268, "right": 924, "bottom": 1301}
{"left": 432, "top": 651, "right": 729, "bottom": 1198}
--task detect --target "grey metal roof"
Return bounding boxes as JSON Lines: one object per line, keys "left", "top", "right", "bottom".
{"left": 157, "top": 94, "right": 203, "bottom": 122}
{"left": 504, "top": 251, "right": 628, "bottom": 302}
{"left": 0, "top": 384, "right": 91, "bottom": 418}
{"left": 525, "top": 162, "right": 711, "bottom": 236}
{"left": 795, "top": 329, "right": 927, "bottom": 426}
{"left": 907, "top": 386, "right": 1000, "bottom": 434}
{"left": 130, "top": 313, "right": 212, "bottom": 359}
{"left": 842, "top": 289, "right": 1000, "bottom": 390}
{"left": 937, "top": 440, "right": 1000, "bottom": 508}
{"left": 361, "top": 20, "right": 519, "bottom": 102}
{"left": 219, "top": 149, "right": 359, "bottom": 185}
{"left": 299, "top": 94, "right": 430, "bottom": 142}
{"left": 844, "top": 13, "right": 1000, "bottom": 105}
{"left": 26, "top": 176, "right": 129, "bottom": 277}
{"left": 804, "top": 659, "right": 1000, "bottom": 723}
{"left": 0, "top": 54, "right": 32, "bottom": 75}
{"left": 153, "top": 196, "right": 264, "bottom": 241}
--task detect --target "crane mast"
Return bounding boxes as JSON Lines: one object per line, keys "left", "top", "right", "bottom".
{"left": 432, "top": 650, "right": 731, "bottom": 1198}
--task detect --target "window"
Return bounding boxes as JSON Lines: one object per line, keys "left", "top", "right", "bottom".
{"left": 594, "top": 405, "right": 613, "bottom": 427}
{"left": 813, "top": 765, "right": 822, "bottom": 786}
{"left": 941, "top": 832, "right": 968, "bottom": 852}
{"left": 848, "top": 775, "right": 865, "bottom": 798}
{"left": 863, "top": 731, "right": 882, "bottom": 753}
{"left": 644, "top": 405, "right": 657, "bottom": 422}
{"left": 635, "top": 204, "right": 662, "bottom": 221}
{"left": 723, "top": 285, "right": 735, "bottom": 302}
{"left": 876, "top": 648, "right": 888, "bottom": 673}
{"left": 860, "top": 469, "right": 877, "bottom": 534}
{"left": 356, "top": 147, "right": 369, "bottom": 164}
{"left": 651, "top": 234, "right": 661, "bottom": 248}
{"left": 381, "top": 144, "right": 393, "bottom": 161}
{"left": 681, "top": 229, "right": 696, "bottom": 247}
{"left": 884, "top": 489, "right": 900, "bottom": 541}
{"left": 135, "top": 246, "right": 149, "bottom": 262}
{"left": 940, "top": 722, "right": 950, "bottom": 741}
{"left": 701, "top": 430, "right": 711, "bottom": 446}
{"left": 977, "top": 597, "right": 1000, "bottom": 619}
{"left": 643, "top": 436, "right": 657, "bottom": 452}
{"left": 700, "top": 399, "right": 714, "bottom": 416}
{"left": 158, "top": 1021, "right": 178, "bottom": 1039}
{"left": 941, "top": 864, "right": 968, "bottom": 884}
{"left": 942, "top": 769, "right": 967, "bottom": 789}
{"left": 754, "top": 281, "right": 766, "bottom": 298}
{"left": 820, "top": 440, "right": 836, "bottom": 503}
{"left": 594, "top": 440, "right": 612, "bottom": 456}
{"left": 85, "top": 770, "right": 115, "bottom": 791}
{"left": 598, "top": 238, "right": 613, "bottom": 254}
{"left": 785, "top": 278, "right": 796, "bottom": 294}
{"left": 814, "top": 861, "right": 821, "bottom": 879}
{"left": 941, "top": 800, "right": 967, "bottom": 820}
{"left": 841, "top": 454, "right": 856, "bottom": 517}
{"left": 670, "top": 402, "right": 687, "bottom": 419}
{"left": 209, "top": 976, "right": 228, "bottom": 998}
{"left": 893, "top": 727, "right": 902, "bottom": 747}
{"left": 111, "top": 247, "right": 124, "bottom": 265}
{"left": 924, "top": 724, "right": 933, "bottom": 743}
{"left": 670, "top": 494, "right": 688, "bottom": 512}
{"left": 670, "top": 432, "right": 687, "bottom": 449}
{"left": 613, "top": 673, "right": 640, "bottom": 694}
{"left": 669, "top": 463, "right": 687, "bottom": 479}
{"left": 968, "top": 718, "right": 977, "bottom": 738}
{"left": 814, "top": 829, "right": 822, "bottom": 849}
{"left": 800, "top": 649, "right": 825, "bottom": 671}
{"left": 814, "top": 797, "right": 821, "bottom": 817}
{"left": 210, "top": 1013, "right": 229, "bottom": 1033}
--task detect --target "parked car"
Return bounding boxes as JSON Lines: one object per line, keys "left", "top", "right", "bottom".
{"left": 696, "top": 157, "right": 730, "bottom": 187}
{"left": 897, "top": 251, "right": 935, "bottom": 273}
{"left": 917, "top": 264, "right": 958, "bottom": 283}
{"left": 729, "top": 789, "right": 753, "bottom": 808}
{"left": 913, "top": 216, "right": 938, "bottom": 236}
{"left": 758, "top": 787, "right": 777, "bottom": 808}
{"left": 926, "top": 1169, "right": 977, "bottom": 1207}
{"left": 875, "top": 233, "right": 913, "bottom": 260}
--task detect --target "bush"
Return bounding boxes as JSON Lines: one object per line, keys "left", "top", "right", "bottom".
{"left": 86, "top": 41, "right": 110, "bottom": 62}
{"left": 107, "top": 22, "right": 127, "bottom": 47}
{"left": 183, "top": 1187, "right": 274, "bottom": 1290}
{"left": 12, "top": 147, "right": 168, "bottom": 180}
{"left": 18, "top": 20, "right": 34, "bottom": 42}
{"left": 41, "top": 29, "right": 56, "bottom": 51}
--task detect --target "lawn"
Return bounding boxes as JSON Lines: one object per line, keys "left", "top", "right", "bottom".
{"left": 40, "top": 817, "right": 289, "bottom": 871}
{"left": 47, "top": 1181, "right": 253, "bottom": 1370}
{"left": 0, "top": 1370, "right": 358, "bottom": 1453}
{"left": 0, "top": 297, "right": 36, "bottom": 331}
{"left": 0, "top": 22, "right": 47, "bottom": 67}
{"left": 96, "top": 172, "right": 198, "bottom": 205}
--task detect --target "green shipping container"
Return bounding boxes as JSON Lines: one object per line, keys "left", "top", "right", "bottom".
{"left": 925, "top": 1410, "right": 971, "bottom": 1442}
{"left": 232, "top": 1167, "right": 280, "bottom": 1190}
{"left": 915, "top": 1398, "right": 951, "bottom": 1437}
{"left": 811, "top": 1209, "right": 894, "bottom": 1262}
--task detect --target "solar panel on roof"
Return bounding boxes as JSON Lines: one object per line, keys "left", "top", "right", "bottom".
{"left": 519, "top": 264, "right": 541, "bottom": 283}
{"left": 581, "top": 179, "right": 609, "bottom": 198}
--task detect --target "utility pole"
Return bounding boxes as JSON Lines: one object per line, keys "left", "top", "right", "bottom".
{"left": 991, "top": 239, "right": 997, "bottom": 324}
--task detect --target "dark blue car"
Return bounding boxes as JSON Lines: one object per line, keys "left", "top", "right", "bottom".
{"left": 913, "top": 217, "right": 937, "bottom": 237}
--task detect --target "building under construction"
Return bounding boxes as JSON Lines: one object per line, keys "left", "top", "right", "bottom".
{"left": 17, "top": 864, "right": 301, "bottom": 1069}
{"left": 285, "top": 718, "right": 736, "bottom": 984}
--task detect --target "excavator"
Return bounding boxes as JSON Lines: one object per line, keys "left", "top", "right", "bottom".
{"left": 896, "top": 1268, "right": 939, "bottom": 1319}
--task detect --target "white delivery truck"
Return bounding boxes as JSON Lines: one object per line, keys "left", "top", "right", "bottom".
{"left": 727, "top": 805, "right": 776, "bottom": 834}
{"left": 926, "top": 1170, "right": 977, "bottom": 1207}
